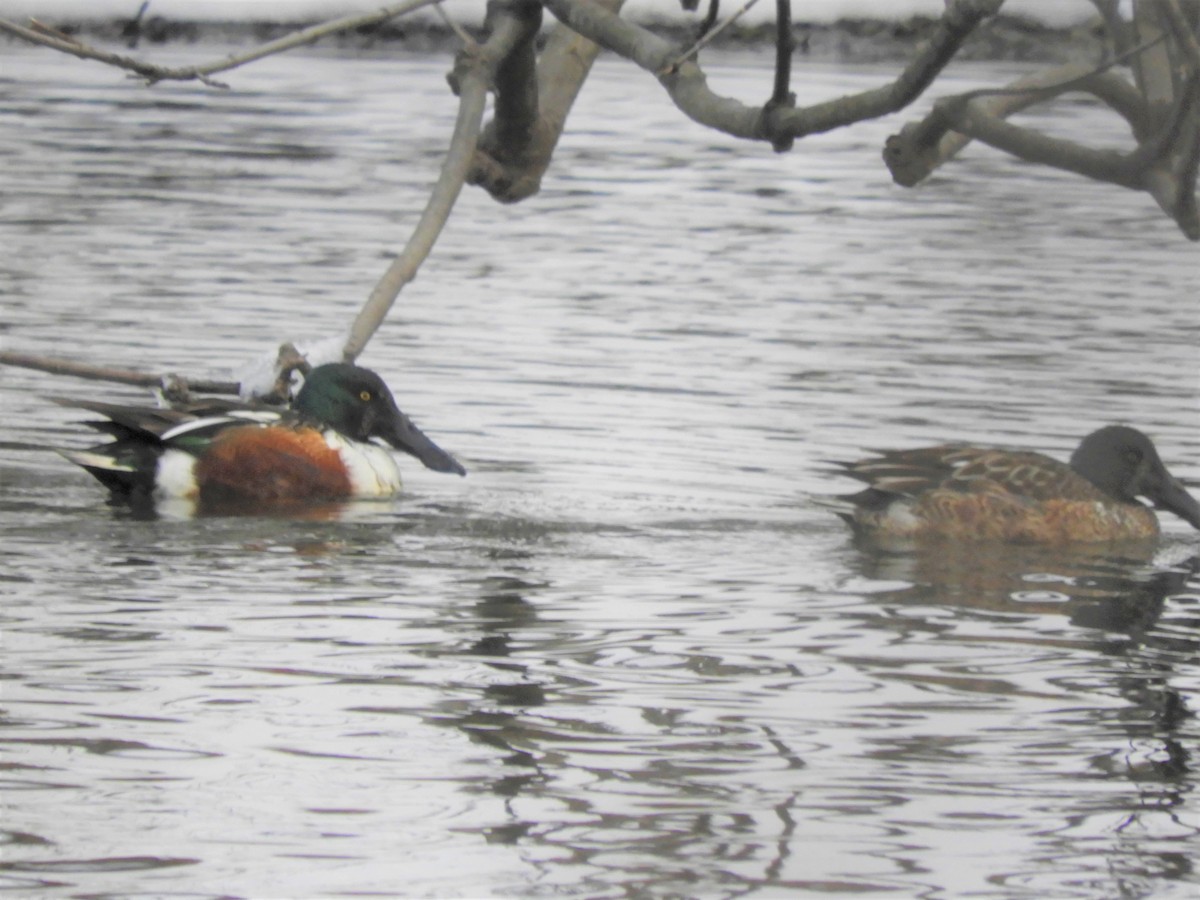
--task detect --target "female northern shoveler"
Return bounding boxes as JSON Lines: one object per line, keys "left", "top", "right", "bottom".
{"left": 829, "top": 425, "right": 1200, "bottom": 543}
{"left": 57, "top": 363, "right": 465, "bottom": 510}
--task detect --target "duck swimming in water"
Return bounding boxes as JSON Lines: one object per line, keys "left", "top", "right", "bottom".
{"left": 828, "top": 426, "right": 1200, "bottom": 543}
{"left": 57, "top": 363, "right": 465, "bottom": 510}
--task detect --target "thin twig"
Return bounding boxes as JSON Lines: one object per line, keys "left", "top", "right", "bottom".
{"left": 1163, "top": 0, "right": 1200, "bottom": 73}
{"left": 762, "top": 0, "right": 796, "bottom": 150}
{"left": 889, "top": 32, "right": 1174, "bottom": 186}
{"left": 771, "top": 0, "right": 793, "bottom": 106}
{"left": 698, "top": 0, "right": 721, "bottom": 39}
{"left": 122, "top": 0, "right": 151, "bottom": 49}
{"left": 937, "top": 29, "right": 1169, "bottom": 108}
{"left": 28, "top": 18, "right": 83, "bottom": 45}
{"left": 0, "top": 0, "right": 442, "bottom": 86}
{"left": 433, "top": 1, "right": 477, "bottom": 48}
{"left": 664, "top": 0, "right": 760, "bottom": 72}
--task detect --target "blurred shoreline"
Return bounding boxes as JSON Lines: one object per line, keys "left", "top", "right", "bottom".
{"left": 8, "top": 13, "right": 1104, "bottom": 63}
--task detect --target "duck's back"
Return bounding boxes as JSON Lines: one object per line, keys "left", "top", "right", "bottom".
{"left": 843, "top": 445, "right": 1157, "bottom": 543}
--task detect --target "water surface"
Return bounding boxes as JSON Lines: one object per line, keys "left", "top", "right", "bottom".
{"left": 2, "top": 44, "right": 1199, "bottom": 898}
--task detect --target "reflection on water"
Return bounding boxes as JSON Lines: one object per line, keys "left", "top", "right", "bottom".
{"left": 1, "top": 43, "right": 1199, "bottom": 899}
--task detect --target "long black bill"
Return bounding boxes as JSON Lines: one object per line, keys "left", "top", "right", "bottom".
{"left": 373, "top": 405, "right": 466, "bottom": 476}
{"left": 1147, "top": 469, "right": 1200, "bottom": 530}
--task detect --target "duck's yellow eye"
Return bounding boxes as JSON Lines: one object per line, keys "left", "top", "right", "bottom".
{"left": 360, "top": 390, "right": 372, "bottom": 402}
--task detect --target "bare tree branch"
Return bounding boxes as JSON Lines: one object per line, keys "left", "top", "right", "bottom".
{"left": 947, "top": 100, "right": 1146, "bottom": 188}
{"left": 0, "top": 17, "right": 228, "bottom": 86}
{"left": 765, "top": 0, "right": 796, "bottom": 152}
{"left": 1089, "top": 0, "right": 1130, "bottom": 55}
{"left": 487, "top": 0, "right": 544, "bottom": 161}
{"left": 1128, "top": 0, "right": 1177, "bottom": 115}
{"left": 122, "top": 1, "right": 151, "bottom": 50}
{"left": 883, "top": 54, "right": 1164, "bottom": 184}
{"left": 6, "top": 0, "right": 1196, "bottom": 396}
{"left": 897, "top": 65, "right": 1164, "bottom": 189}
{"left": 0, "top": 0, "right": 442, "bottom": 86}
{"left": 698, "top": 0, "right": 721, "bottom": 38}
{"left": 341, "top": 0, "right": 543, "bottom": 362}
{"left": 948, "top": 84, "right": 1198, "bottom": 238}
{"left": 1138, "top": 73, "right": 1200, "bottom": 237}
{"left": 473, "top": 0, "right": 1000, "bottom": 199}
{"left": 770, "top": 0, "right": 793, "bottom": 107}
{"left": 432, "top": 1, "right": 478, "bottom": 47}
{"left": 470, "top": 0, "right": 627, "bottom": 203}
{"left": 885, "top": 26, "right": 1199, "bottom": 239}
{"left": 666, "top": 0, "right": 761, "bottom": 70}
{"left": 1162, "top": 0, "right": 1200, "bottom": 73}
{"left": 884, "top": 63, "right": 1091, "bottom": 186}
{"left": 0, "top": 343, "right": 313, "bottom": 401}
{"left": 542, "top": 0, "right": 1003, "bottom": 144}
{"left": 0, "top": 350, "right": 239, "bottom": 396}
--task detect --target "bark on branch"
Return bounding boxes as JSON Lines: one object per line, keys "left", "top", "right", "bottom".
{"left": 0, "top": 350, "right": 239, "bottom": 398}
{"left": 341, "top": 0, "right": 543, "bottom": 361}
{"left": 540, "top": 0, "right": 1003, "bottom": 146}
{"left": 468, "top": 0, "right": 1000, "bottom": 201}
{"left": 0, "top": 344, "right": 308, "bottom": 402}
{"left": 470, "top": 0, "right": 626, "bottom": 203}
{"left": 884, "top": 3, "right": 1200, "bottom": 240}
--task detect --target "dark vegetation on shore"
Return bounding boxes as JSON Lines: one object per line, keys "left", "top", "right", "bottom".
{"left": 15, "top": 12, "right": 1104, "bottom": 64}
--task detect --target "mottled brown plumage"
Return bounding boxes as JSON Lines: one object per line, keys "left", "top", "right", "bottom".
{"left": 830, "top": 427, "right": 1200, "bottom": 544}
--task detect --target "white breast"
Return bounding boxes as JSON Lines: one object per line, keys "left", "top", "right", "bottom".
{"left": 325, "top": 432, "right": 403, "bottom": 497}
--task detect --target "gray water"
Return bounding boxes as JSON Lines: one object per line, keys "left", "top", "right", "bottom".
{"left": 2, "top": 42, "right": 1199, "bottom": 899}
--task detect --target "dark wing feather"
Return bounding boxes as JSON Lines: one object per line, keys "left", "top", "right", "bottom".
{"left": 51, "top": 397, "right": 196, "bottom": 441}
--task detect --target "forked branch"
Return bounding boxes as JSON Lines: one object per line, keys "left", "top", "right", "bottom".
{"left": 542, "top": 0, "right": 1003, "bottom": 142}
{"left": 884, "top": 12, "right": 1200, "bottom": 240}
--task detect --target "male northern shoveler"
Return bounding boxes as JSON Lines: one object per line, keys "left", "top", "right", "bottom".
{"left": 829, "top": 425, "right": 1200, "bottom": 543}
{"left": 57, "top": 363, "right": 465, "bottom": 511}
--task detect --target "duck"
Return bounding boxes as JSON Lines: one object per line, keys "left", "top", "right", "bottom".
{"left": 57, "top": 362, "right": 465, "bottom": 510}
{"left": 828, "top": 425, "right": 1200, "bottom": 543}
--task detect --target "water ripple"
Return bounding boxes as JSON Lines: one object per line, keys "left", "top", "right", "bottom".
{"left": 0, "top": 44, "right": 1197, "bottom": 900}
